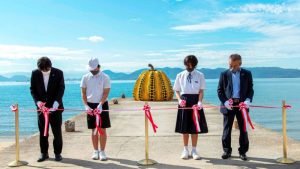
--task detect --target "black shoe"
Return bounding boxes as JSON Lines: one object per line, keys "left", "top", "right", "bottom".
{"left": 37, "top": 154, "right": 49, "bottom": 162}
{"left": 239, "top": 154, "right": 248, "bottom": 161}
{"left": 221, "top": 152, "right": 231, "bottom": 159}
{"left": 55, "top": 154, "right": 63, "bottom": 161}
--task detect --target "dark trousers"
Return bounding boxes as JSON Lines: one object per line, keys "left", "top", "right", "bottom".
{"left": 38, "top": 111, "right": 63, "bottom": 155}
{"left": 222, "top": 103, "right": 249, "bottom": 154}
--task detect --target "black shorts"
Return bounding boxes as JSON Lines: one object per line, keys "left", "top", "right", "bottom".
{"left": 87, "top": 101, "right": 111, "bottom": 129}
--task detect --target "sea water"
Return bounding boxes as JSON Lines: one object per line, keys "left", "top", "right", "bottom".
{"left": 0, "top": 78, "right": 299, "bottom": 140}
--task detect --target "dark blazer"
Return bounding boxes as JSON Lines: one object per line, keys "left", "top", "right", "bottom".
{"left": 30, "top": 67, "right": 65, "bottom": 110}
{"left": 217, "top": 68, "right": 254, "bottom": 114}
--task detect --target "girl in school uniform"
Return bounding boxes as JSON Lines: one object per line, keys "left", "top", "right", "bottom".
{"left": 173, "top": 55, "right": 208, "bottom": 160}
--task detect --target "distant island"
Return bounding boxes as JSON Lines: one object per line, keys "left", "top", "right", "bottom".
{"left": 1, "top": 67, "right": 300, "bottom": 82}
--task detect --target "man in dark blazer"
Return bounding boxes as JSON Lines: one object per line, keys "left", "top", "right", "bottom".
{"left": 217, "top": 54, "right": 254, "bottom": 161}
{"left": 30, "top": 57, "right": 65, "bottom": 162}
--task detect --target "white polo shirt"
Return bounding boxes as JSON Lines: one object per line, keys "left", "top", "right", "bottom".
{"left": 173, "top": 70, "right": 206, "bottom": 95}
{"left": 80, "top": 71, "right": 111, "bottom": 103}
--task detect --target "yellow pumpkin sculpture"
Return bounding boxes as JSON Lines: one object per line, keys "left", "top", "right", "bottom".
{"left": 133, "top": 64, "right": 174, "bottom": 101}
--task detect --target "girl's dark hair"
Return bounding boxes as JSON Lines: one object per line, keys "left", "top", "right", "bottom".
{"left": 37, "top": 56, "right": 52, "bottom": 71}
{"left": 184, "top": 55, "right": 198, "bottom": 68}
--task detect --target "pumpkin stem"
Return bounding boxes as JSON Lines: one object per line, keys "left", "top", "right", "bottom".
{"left": 148, "top": 64, "right": 155, "bottom": 70}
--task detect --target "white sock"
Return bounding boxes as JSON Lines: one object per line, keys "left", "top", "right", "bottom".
{"left": 184, "top": 146, "right": 188, "bottom": 151}
{"left": 192, "top": 147, "right": 197, "bottom": 152}
{"left": 94, "top": 150, "right": 99, "bottom": 153}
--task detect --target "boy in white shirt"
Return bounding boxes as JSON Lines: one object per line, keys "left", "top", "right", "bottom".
{"left": 80, "top": 57, "right": 111, "bottom": 161}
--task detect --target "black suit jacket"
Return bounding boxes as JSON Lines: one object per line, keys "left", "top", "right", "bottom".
{"left": 217, "top": 68, "right": 254, "bottom": 114}
{"left": 30, "top": 67, "right": 65, "bottom": 110}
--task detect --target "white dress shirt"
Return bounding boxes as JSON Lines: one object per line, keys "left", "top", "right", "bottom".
{"left": 173, "top": 70, "right": 206, "bottom": 95}
{"left": 231, "top": 70, "right": 241, "bottom": 98}
{"left": 80, "top": 71, "right": 111, "bottom": 103}
{"left": 42, "top": 71, "right": 50, "bottom": 92}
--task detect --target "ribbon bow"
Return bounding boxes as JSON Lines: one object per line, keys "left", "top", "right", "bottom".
{"left": 239, "top": 102, "right": 255, "bottom": 132}
{"left": 192, "top": 105, "right": 201, "bottom": 132}
{"left": 143, "top": 105, "right": 158, "bottom": 133}
{"left": 179, "top": 100, "right": 186, "bottom": 107}
{"left": 10, "top": 105, "right": 18, "bottom": 113}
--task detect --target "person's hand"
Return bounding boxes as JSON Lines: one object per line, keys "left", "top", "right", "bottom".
{"left": 97, "top": 103, "right": 103, "bottom": 112}
{"left": 197, "top": 101, "right": 203, "bottom": 110}
{"left": 178, "top": 99, "right": 186, "bottom": 107}
{"left": 244, "top": 99, "right": 251, "bottom": 108}
{"left": 51, "top": 101, "right": 59, "bottom": 111}
{"left": 37, "top": 101, "right": 44, "bottom": 109}
{"left": 224, "top": 100, "right": 233, "bottom": 110}
{"left": 85, "top": 105, "right": 92, "bottom": 112}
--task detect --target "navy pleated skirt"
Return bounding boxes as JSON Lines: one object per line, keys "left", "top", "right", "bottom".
{"left": 175, "top": 94, "right": 208, "bottom": 134}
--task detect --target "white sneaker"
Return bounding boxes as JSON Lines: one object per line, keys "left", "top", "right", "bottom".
{"left": 99, "top": 151, "right": 107, "bottom": 161}
{"left": 180, "top": 149, "right": 189, "bottom": 159}
{"left": 191, "top": 150, "right": 201, "bottom": 160}
{"left": 91, "top": 150, "right": 99, "bottom": 160}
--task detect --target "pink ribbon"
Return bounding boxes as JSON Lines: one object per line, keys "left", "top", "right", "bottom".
{"left": 284, "top": 105, "right": 292, "bottom": 109}
{"left": 239, "top": 102, "right": 255, "bottom": 132}
{"left": 86, "top": 108, "right": 104, "bottom": 135}
{"left": 38, "top": 102, "right": 50, "bottom": 137}
{"left": 179, "top": 100, "right": 186, "bottom": 107}
{"left": 228, "top": 98, "right": 233, "bottom": 106}
{"left": 10, "top": 105, "right": 18, "bottom": 112}
{"left": 93, "top": 108, "right": 104, "bottom": 136}
{"left": 192, "top": 105, "right": 201, "bottom": 132}
{"left": 86, "top": 109, "right": 94, "bottom": 116}
{"left": 143, "top": 105, "right": 158, "bottom": 133}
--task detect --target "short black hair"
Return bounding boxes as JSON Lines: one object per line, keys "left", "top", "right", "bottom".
{"left": 184, "top": 55, "right": 198, "bottom": 68}
{"left": 229, "top": 54, "right": 242, "bottom": 61}
{"left": 37, "top": 56, "right": 52, "bottom": 71}
{"left": 229, "top": 54, "right": 242, "bottom": 65}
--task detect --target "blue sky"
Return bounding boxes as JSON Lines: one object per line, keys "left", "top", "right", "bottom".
{"left": 0, "top": 0, "right": 300, "bottom": 75}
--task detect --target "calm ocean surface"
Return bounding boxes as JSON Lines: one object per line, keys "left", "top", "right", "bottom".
{"left": 0, "top": 78, "right": 299, "bottom": 140}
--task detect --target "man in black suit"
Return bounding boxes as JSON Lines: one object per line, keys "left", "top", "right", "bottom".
{"left": 217, "top": 54, "right": 254, "bottom": 161}
{"left": 30, "top": 57, "right": 65, "bottom": 162}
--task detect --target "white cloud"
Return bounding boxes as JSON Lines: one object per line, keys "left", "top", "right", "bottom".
{"left": 169, "top": 1, "right": 300, "bottom": 68}
{"left": 162, "top": 49, "right": 193, "bottom": 53}
{"left": 78, "top": 35, "right": 104, "bottom": 43}
{"left": 0, "top": 44, "right": 93, "bottom": 74}
{"left": 171, "top": 2, "right": 300, "bottom": 34}
{"left": 144, "top": 52, "right": 164, "bottom": 56}
{"left": 171, "top": 13, "right": 263, "bottom": 32}
{"left": 185, "top": 42, "right": 243, "bottom": 48}
{"left": 0, "top": 60, "right": 13, "bottom": 65}
{"left": 239, "top": 3, "right": 300, "bottom": 14}
{"left": 0, "top": 44, "right": 90, "bottom": 60}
